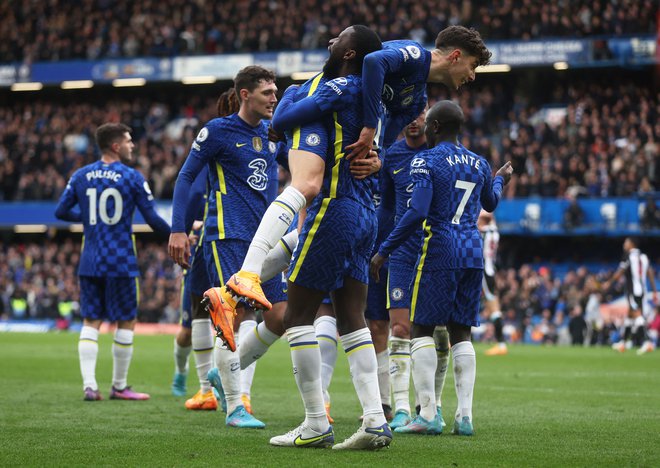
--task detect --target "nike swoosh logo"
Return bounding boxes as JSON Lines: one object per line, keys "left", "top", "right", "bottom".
{"left": 366, "top": 427, "right": 386, "bottom": 434}
{"left": 393, "top": 168, "right": 404, "bottom": 174}
{"left": 294, "top": 433, "right": 329, "bottom": 446}
{"left": 235, "top": 143, "right": 247, "bottom": 147}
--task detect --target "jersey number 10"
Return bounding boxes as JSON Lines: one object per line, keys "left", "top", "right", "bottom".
{"left": 86, "top": 188, "right": 123, "bottom": 225}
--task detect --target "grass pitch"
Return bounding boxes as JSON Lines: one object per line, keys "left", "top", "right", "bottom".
{"left": 0, "top": 332, "right": 658, "bottom": 467}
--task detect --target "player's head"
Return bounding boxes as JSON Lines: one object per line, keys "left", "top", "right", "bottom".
{"left": 234, "top": 66, "right": 278, "bottom": 120}
{"left": 95, "top": 122, "right": 134, "bottom": 164}
{"left": 424, "top": 100, "right": 464, "bottom": 146}
{"left": 623, "top": 237, "right": 638, "bottom": 252}
{"left": 216, "top": 88, "right": 240, "bottom": 117}
{"left": 434, "top": 26, "right": 491, "bottom": 90}
{"left": 323, "top": 25, "right": 381, "bottom": 79}
{"left": 403, "top": 109, "right": 427, "bottom": 140}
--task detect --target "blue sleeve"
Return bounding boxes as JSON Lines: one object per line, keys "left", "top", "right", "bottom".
{"left": 378, "top": 185, "right": 432, "bottom": 257}
{"left": 171, "top": 124, "right": 221, "bottom": 232}
{"left": 133, "top": 173, "right": 170, "bottom": 235}
{"left": 271, "top": 87, "right": 322, "bottom": 133}
{"left": 362, "top": 48, "right": 405, "bottom": 129}
{"left": 376, "top": 166, "right": 395, "bottom": 239}
{"left": 480, "top": 160, "right": 504, "bottom": 212}
{"left": 184, "top": 168, "right": 207, "bottom": 233}
{"left": 54, "top": 176, "right": 82, "bottom": 222}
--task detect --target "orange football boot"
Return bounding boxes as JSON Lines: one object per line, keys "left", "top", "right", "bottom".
{"left": 202, "top": 287, "right": 238, "bottom": 352}
{"left": 226, "top": 270, "right": 272, "bottom": 311}
{"left": 185, "top": 389, "right": 218, "bottom": 411}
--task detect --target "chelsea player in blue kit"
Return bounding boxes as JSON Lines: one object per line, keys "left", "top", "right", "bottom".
{"left": 345, "top": 25, "right": 492, "bottom": 159}
{"left": 371, "top": 101, "right": 512, "bottom": 436}
{"left": 252, "top": 26, "right": 392, "bottom": 450}
{"left": 55, "top": 123, "right": 170, "bottom": 402}
{"left": 168, "top": 67, "right": 286, "bottom": 429}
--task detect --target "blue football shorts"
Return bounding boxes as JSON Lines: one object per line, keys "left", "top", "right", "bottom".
{"left": 79, "top": 275, "right": 138, "bottom": 322}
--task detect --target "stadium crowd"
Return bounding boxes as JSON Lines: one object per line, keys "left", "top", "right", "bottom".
{"left": 2, "top": 238, "right": 657, "bottom": 347}
{"left": 1, "top": 74, "right": 656, "bottom": 201}
{"left": 0, "top": 0, "right": 655, "bottom": 62}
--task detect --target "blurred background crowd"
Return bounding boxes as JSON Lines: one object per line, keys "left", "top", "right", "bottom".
{"left": 0, "top": 0, "right": 655, "bottom": 62}
{"left": 0, "top": 0, "right": 657, "bottom": 341}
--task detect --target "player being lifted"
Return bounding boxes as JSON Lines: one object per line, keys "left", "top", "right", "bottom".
{"left": 55, "top": 123, "right": 170, "bottom": 401}
{"left": 371, "top": 101, "right": 512, "bottom": 435}
{"left": 223, "top": 25, "right": 491, "bottom": 320}
{"left": 168, "top": 66, "right": 287, "bottom": 428}
{"left": 479, "top": 210, "right": 508, "bottom": 356}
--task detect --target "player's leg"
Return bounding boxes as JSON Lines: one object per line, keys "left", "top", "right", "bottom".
{"left": 633, "top": 305, "right": 654, "bottom": 354}
{"left": 395, "top": 269, "right": 445, "bottom": 435}
{"left": 235, "top": 308, "right": 258, "bottom": 414}
{"left": 229, "top": 149, "right": 323, "bottom": 308}
{"left": 432, "top": 325, "right": 449, "bottom": 426}
{"left": 78, "top": 276, "right": 103, "bottom": 401}
{"left": 206, "top": 240, "right": 264, "bottom": 428}
{"left": 172, "top": 276, "right": 193, "bottom": 397}
{"left": 389, "top": 308, "right": 412, "bottom": 426}
{"left": 365, "top": 267, "right": 393, "bottom": 422}
{"left": 315, "top": 301, "right": 338, "bottom": 423}
{"left": 483, "top": 272, "right": 507, "bottom": 356}
{"left": 448, "top": 269, "right": 483, "bottom": 436}
{"left": 108, "top": 277, "right": 149, "bottom": 400}
{"left": 185, "top": 292, "right": 219, "bottom": 411}
{"left": 238, "top": 301, "right": 285, "bottom": 369}
{"left": 184, "top": 241, "right": 219, "bottom": 410}
{"left": 332, "top": 277, "right": 392, "bottom": 450}
{"left": 270, "top": 281, "right": 334, "bottom": 447}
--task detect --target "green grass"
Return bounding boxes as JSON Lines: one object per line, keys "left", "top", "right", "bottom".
{"left": 1, "top": 333, "right": 659, "bottom": 467}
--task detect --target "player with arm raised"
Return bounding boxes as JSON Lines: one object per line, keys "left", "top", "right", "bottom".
{"left": 371, "top": 101, "right": 512, "bottom": 435}
{"left": 55, "top": 123, "right": 170, "bottom": 402}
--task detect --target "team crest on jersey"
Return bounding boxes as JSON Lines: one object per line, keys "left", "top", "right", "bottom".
{"left": 305, "top": 133, "right": 321, "bottom": 146}
{"left": 196, "top": 128, "right": 208, "bottom": 142}
{"left": 252, "top": 137, "right": 263, "bottom": 152}
{"left": 391, "top": 288, "right": 404, "bottom": 301}
{"left": 269, "top": 141, "right": 277, "bottom": 153}
{"left": 406, "top": 45, "right": 421, "bottom": 59}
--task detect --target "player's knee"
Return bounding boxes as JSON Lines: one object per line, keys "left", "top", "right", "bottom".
{"left": 391, "top": 321, "right": 410, "bottom": 339}
{"left": 292, "top": 179, "right": 320, "bottom": 205}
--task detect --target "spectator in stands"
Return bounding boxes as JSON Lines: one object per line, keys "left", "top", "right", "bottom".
{"left": 563, "top": 195, "right": 585, "bottom": 230}
{"left": 640, "top": 196, "right": 660, "bottom": 231}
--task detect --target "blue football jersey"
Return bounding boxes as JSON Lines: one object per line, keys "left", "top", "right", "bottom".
{"left": 382, "top": 139, "right": 427, "bottom": 258}
{"left": 174, "top": 113, "right": 279, "bottom": 242}
{"left": 363, "top": 40, "right": 432, "bottom": 146}
{"left": 411, "top": 142, "right": 500, "bottom": 270}
{"left": 55, "top": 160, "right": 169, "bottom": 277}
{"left": 290, "top": 73, "right": 378, "bottom": 209}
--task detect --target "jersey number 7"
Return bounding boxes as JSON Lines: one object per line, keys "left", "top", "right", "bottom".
{"left": 452, "top": 180, "right": 476, "bottom": 225}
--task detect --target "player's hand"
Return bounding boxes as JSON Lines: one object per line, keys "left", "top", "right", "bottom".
{"left": 370, "top": 253, "right": 386, "bottom": 282}
{"left": 350, "top": 150, "right": 381, "bottom": 180}
{"left": 496, "top": 161, "right": 514, "bottom": 185}
{"left": 168, "top": 232, "right": 191, "bottom": 268}
{"left": 346, "top": 127, "right": 377, "bottom": 161}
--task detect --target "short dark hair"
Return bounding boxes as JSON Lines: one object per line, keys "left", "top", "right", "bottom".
{"left": 435, "top": 26, "right": 491, "bottom": 67}
{"left": 233, "top": 66, "right": 276, "bottom": 101}
{"left": 95, "top": 123, "right": 131, "bottom": 153}
{"left": 216, "top": 88, "right": 240, "bottom": 117}
{"left": 349, "top": 25, "right": 382, "bottom": 66}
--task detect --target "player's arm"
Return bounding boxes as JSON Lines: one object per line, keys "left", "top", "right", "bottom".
{"left": 371, "top": 159, "right": 432, "bottom": 281}
{"left": 602, "top": 263, "right": 626, "bottom": 291}
{"left": 346, "top": 48, "right": 402, "bottom": 160}
{"left": 133, "top": 172, "right": 170, "bottom": 235}
{"left": 184, "top": 167, "right": 207, "bottom": 234}
{"left": 54, "top": 177, "right": 82, "bottom": 222}
{"left": 376, "top": 161, "right": 395, "bottom": 233}
{"left": 647, "top": 264, "right": 658, "bottom": 302}
{"left": 481, "top": 161, "right": 512, "bottom": 212}
{"left": 169, "top": 127, "right": 218, "bottom": 267}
